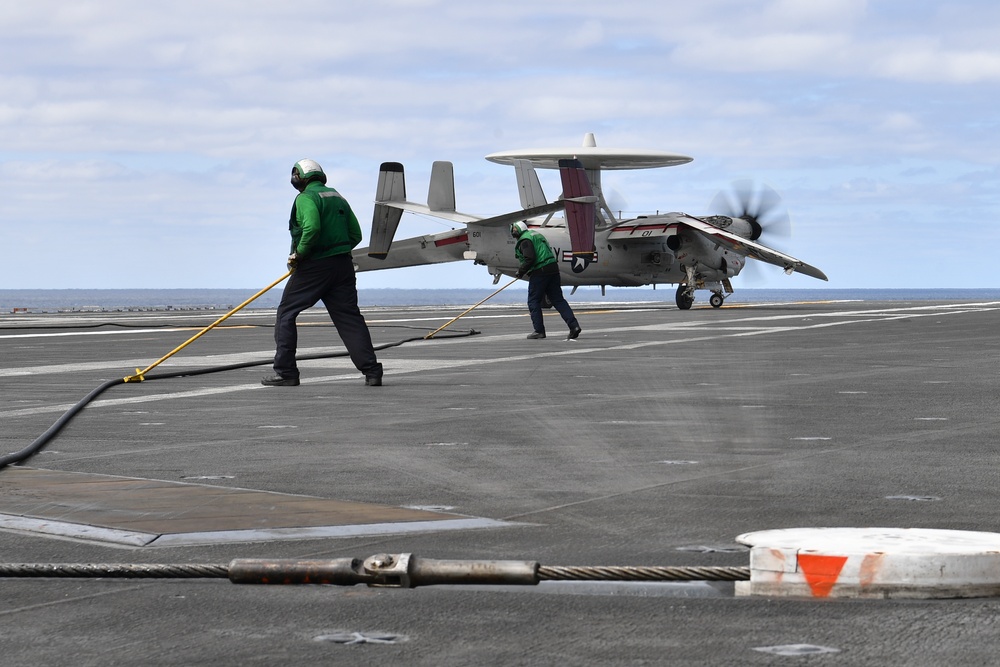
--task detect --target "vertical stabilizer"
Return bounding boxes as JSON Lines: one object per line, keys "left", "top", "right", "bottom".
{"left": 376, "top": 161, "right": 406, "bottom": 202}
{"left": 369, "top": 162, "right": 405, "bottom": 259}
{"left": 558, "top": 159, "right": 596, "bottom": 263}
{"left": 513, "top": 159, "right": 547, "bottom": 209}
{"left": 427, "top": 161, "right": 456, "bottom": 212}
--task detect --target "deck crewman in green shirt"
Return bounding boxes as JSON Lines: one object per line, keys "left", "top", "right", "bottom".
{"left": 512, "top": 221, "right": 582, "bottom": 340}
{"left": 262, "top": 159, "right": 383, "bottom": 387}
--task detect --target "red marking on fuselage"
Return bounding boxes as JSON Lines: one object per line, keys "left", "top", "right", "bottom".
{"left": 434, "top": 233, "right": 469, "bottom": 247}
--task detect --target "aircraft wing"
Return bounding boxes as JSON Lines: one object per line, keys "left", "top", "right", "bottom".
{"left": 474, "top": 202, "right": 571, "bottom": 231}
{"left": 678, "top": 215, "right": 828, "bottom": 280}
{"left": 607, "top": 218, "right": 678, "bottom": 240}
{"left": 354, "top": 229, "right": 468, "bottom": 272}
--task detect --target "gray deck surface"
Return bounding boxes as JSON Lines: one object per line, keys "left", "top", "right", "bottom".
{"left": 2, "top": 297, "right": 1000, "bottom": 666}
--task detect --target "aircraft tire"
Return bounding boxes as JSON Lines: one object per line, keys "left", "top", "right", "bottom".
{"left": 675, "top": 284, "right": 694, "bottom": 310}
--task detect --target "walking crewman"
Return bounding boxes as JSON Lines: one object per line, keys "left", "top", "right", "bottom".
{"left": 511, "top": 221, "right": 582, "bottom": 340}
{"left": 262, "top": 159, "right": 383, "bottom": 387}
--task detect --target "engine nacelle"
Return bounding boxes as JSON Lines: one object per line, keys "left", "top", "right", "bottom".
{"left": 703, "top": 215, "right": 762, "bottom": 241}
{"left": 667, "top": 229, "right": 743, "bottom": 280}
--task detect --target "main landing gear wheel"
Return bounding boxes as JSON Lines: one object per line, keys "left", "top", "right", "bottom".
{"left": 709, "top": 293, "right": 724, "bottom": 308}
{"left": 675, "top": 284, "right": 694, "bottom": 310}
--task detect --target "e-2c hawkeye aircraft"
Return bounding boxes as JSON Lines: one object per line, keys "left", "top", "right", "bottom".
{"left": 354, "top": 133, "right": 827, "bottom": 309}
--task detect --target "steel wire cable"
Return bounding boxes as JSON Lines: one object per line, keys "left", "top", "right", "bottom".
{"left": 0, "top": 563, "right": 230, "bottom": 578}
{"left": 0, "top": 561, "right": 749, "bottom": 582}
{"left": 537, "top": 565, "right": 750, "bottom": 582}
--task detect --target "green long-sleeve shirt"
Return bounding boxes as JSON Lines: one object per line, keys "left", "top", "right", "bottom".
{"left": 289, "top": 181, "right": 362, "bottom": 260}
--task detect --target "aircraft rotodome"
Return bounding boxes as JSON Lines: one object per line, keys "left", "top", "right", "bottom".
{"left": 354, "top": 133, "right": 827, "bottom": 309}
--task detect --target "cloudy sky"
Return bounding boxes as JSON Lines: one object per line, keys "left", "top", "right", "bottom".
{"left": 2, "top": 0, "right": 998, "bottom": 292}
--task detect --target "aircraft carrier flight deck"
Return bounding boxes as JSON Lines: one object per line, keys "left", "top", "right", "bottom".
{"left": 3, "top": 297, "right": 1000, "bottom": 666}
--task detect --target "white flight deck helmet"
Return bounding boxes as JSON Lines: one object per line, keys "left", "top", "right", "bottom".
{"left": 510, "top": 220, "right": 528, "bottom": 239}
{"left": 291, "top": 159, "right": 327, "bottom": 191}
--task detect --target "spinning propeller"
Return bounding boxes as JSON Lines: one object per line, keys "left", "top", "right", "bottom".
{"left": 605, "top": 187, "right": 629, "bottom": 221}
{"left": 708, "top": 180, "right": 791, "bottom": 241}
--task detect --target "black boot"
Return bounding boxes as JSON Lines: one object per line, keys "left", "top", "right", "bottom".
{"left": 261, "top": 374, "right": 300, "bottom": 387}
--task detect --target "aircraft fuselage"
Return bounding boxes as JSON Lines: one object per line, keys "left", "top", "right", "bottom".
{"left": 473, "top": 215, "right": 744, "bottom": 289}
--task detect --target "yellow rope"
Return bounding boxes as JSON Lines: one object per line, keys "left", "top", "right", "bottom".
{"left": 123, "top": 270, "right": 292, "bottom": 382}
{"left": 424, "top": 278, "right": 519, "bottom": 339}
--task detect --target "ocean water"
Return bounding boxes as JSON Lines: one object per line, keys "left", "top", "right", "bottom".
{"left": 2, "top": 288, "right": 1000, "bottom": 313}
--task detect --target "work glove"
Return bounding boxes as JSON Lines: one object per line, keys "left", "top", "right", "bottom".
{"left": 515, "top": 269, "right": 526, "bottom": 279}
{"left": 286, "top": 253, "right": 298, "bottom": 270}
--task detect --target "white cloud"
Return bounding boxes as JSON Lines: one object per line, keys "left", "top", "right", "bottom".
{"left": 762, "top": 0, "right": 868, "bottom": 28}
{"left": 0, "top": 0, "right": 998, "bottom": 290}
{"left": 877, "top": 112, "right": 922, "bottom": 133}
{"left": 876, "top": 44, "right": 1000, "bottom": 83}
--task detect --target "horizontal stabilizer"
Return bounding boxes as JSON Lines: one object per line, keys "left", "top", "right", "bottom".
{"left": 374, "top": 160, "right": 480, "bottom": 224}
{"left": 559, "top": 159, "right": 596, "bottom": 255}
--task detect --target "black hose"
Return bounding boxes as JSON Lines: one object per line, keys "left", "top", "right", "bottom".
{"left": 0, "top": 329, "right": 478, "bottom": 470}
{"left": 0, "top": 377, "right": 127, "bottom": 469}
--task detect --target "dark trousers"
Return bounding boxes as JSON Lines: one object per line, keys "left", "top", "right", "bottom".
{"left": 526, "top": 269, "right": 579, "bottom": 334}
{"left": 272, "top": 254, "right": 381, "bottom": 380}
